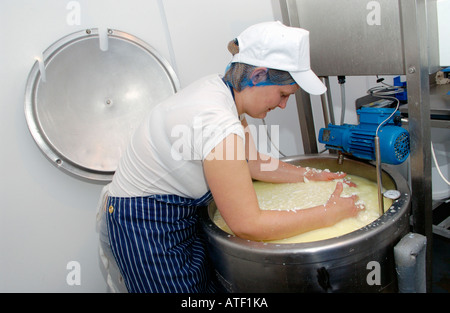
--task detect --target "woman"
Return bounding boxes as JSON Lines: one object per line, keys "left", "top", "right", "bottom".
{"left": 101, "top": 21, "right": 363, "bottom": 293}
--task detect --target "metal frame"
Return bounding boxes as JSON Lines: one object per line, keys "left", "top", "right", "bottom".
{"left": 279, "top": 0, "right": 319, "bottom": 154}
{"left": 399, "top": 0, "right": 433, "bottom": 292}
{"left": 280, "top": 0, "right": 438, "bottom": 292}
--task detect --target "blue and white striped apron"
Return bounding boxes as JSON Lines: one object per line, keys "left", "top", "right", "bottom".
{"left": 105, "top": 191, "right": 218, "bottom": 293}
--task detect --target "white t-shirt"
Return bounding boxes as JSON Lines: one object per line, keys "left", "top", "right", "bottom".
{"left": 108, "top": 74, "right": 245, "bottom": 199}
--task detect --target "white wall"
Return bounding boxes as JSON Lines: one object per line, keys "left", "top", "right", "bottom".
{"left": 438, "top": 0, "right": 450, "bottom": 66}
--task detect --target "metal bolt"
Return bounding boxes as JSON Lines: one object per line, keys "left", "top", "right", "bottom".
{"left": 408, "top": 67, "right": 416, "bottom": 74}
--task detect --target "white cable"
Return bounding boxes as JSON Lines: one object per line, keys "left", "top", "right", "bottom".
{"left": 371, "top": 91, "right": 449, "bottom": 186}
{"left": 373, "top": 95, "right": 400, "bottom": 136}
{"left": 262, "top": 119, "right": 286, "bottom": 158}
{"left": 431, "top": 141, "right": 450, "bottom": 186}
{"left": 370, "top": 80, "right": 449, "bottom": 187}
{"left": 366, "top": 81, "right": 402, "bottom": 136}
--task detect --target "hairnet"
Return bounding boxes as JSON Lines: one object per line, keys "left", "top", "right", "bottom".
{"left": 223, "top": 62, "right": 296, "bottom": 92}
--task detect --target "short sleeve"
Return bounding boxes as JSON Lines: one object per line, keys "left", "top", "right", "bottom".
{"left": 192, "top": 109, "right": 245, "bottom": 161}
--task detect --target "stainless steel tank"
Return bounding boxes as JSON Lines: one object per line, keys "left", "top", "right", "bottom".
{"left": 200, "top": 155, "right": 411, "bottom": 292}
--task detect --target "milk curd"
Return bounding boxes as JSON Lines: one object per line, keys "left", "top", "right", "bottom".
{"left": 213, "top": 174, "right": 393, "bottom": 243}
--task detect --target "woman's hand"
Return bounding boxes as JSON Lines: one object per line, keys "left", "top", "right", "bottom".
{"left": 303, "top": 167, "right": 345, "bottom": 181}
{"left": 323, "top": 182, "right": 365, "bottom": 226}
{"left": 303, "top": 167, "right": 356, "bottom": 187}
{"left": 203, "top": 134, "right": 364, "bottom": 241}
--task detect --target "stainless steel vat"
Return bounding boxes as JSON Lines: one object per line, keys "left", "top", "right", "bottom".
{"left": 200, "top": 155, "right": 411, "bottom": 292}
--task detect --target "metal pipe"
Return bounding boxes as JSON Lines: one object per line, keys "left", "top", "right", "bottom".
{"left": 374, "top": 136, "right": 384, "bottom": 215}
{"left": 324, "top": 77, "right": 335, "bottom": 125}
{"left": 337, "top": 152, "right": 344, "bottom": 165}
{"left": 295, "top": 89, "right": 318, "bottom": 154}
{"left": 320, "top": 78, "right": 331, "bottom": 127}
{"left": 338, "top": 76, "right": 346, "bottom": 125}
{"left": 339, "top": 83, "right": 346, "bottom": 125}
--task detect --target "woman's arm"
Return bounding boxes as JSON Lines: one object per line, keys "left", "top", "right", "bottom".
{"left": 241, "top": 118, "right": 347, "bottom": 183}
{"left": 203, "top": 134, "right": 362, "bottom": 241}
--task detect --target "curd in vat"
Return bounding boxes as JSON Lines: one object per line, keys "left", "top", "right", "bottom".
{"left": 213, "top": 174, "right": 393, "bottom": 243}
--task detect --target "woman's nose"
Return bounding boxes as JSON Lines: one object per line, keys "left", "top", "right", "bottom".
{"left": 278, "top": 97, "right": 289, "bottom": 109}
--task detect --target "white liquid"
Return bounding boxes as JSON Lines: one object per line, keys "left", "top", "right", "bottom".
{"left": 213, "top": 175, "right": 393, "bottom": 243}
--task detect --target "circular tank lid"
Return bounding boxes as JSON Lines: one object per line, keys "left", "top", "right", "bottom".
{"left": 25, "top": 28, "right": 180, "bottom": 182}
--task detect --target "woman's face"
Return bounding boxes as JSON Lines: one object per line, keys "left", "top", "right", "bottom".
{"left": 240, "top": 83, "right": 300, "bottom": 119}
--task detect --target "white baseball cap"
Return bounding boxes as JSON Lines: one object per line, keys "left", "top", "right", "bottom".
{"left": 231, "top": 21, "right": 326, "bottom": 95}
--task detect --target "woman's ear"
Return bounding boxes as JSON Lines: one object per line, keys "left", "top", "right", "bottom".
{"left": 250, "top": 67, "right": 268, "bottom": 85}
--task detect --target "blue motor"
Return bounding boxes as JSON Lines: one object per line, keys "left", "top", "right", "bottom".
{"left": 318, "top": 107, "right": 410, "bottom": 165}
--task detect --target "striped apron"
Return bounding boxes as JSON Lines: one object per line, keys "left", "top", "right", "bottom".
{"left": 105, "top": 191, "right": 218, "bottom": 293}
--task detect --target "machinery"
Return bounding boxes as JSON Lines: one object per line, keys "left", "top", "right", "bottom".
{"left": 318, "top": 107, "right": 410, "bottom": 165}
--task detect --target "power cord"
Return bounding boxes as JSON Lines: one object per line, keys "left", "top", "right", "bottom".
{"left": 368, "top": 76, "right": 405, "bottom": 97}
{"left": 262, "top": 118, "right": 286, "bottom": 158}
{"left": 431, "top": 142, "right": 450, "bottom": 186}
{"left": 371, "top": 77, "right": 449, "bottom": 186}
